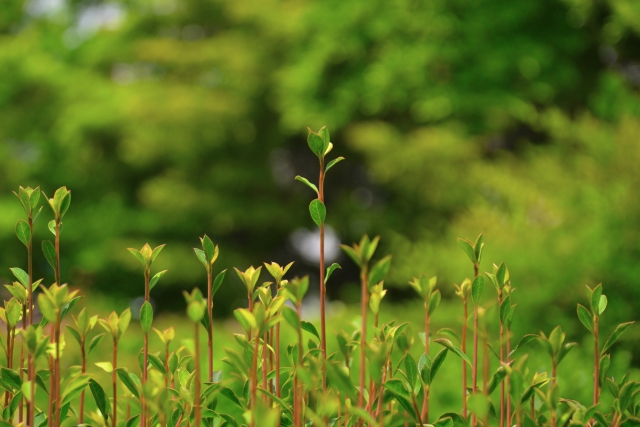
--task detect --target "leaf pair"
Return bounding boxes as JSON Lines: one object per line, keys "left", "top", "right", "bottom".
{"left": 194, "top": 234, "right": 219, "bottom": 271}
{"left": 127, "top": 243, "right": 166, "bottom": 269}
{"left": 458, "top": 233, "right": 484, "bottom": 265}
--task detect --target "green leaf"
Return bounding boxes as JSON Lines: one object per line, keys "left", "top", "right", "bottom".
{"left": 282, "top": 306, "right": 300, "bottom": 330}
{"left": 599, "top": 354, "right": 610, "bottom": 387}
{"left": 301, "top": 321, "right": 319, "bottom": 340}
{"left": 324, "top": 361, "right": 357, "bottom": 402}
{"left": 202, "top": 235, "right": 215, "bottom": 263}
{"left": 194, "top": 248, "right": 208, "bottom": 269}
{"left": 124, "top": 415, "right": 140, "bottom": 427}
{"left": 220, "top": 386, "right": 244, "bottom": 408}
{"left": 309, "top": 199, "right": 326, "bottom": 227}
{"left": 9, "top": 267, "right": 29, "bottom": 288}
{"left": 324, "top": 263, "right": 341, "bottom": 284}
{"left": 116, "top": 368, "right": 140, "bottom": 399}
{"left": 95, "top": 362, "right": 113, "bottom": 373}
{"left": 468, "top": 392, "right": 490, "bottom": 419}
{"left": 428, "top": 290, "right": 441, "bottom": 315}
{"left": 42, "top": 240, "right": 57, "bottom": 270}
{"left": 89, "top": 379, "right": 110, "bottom": 420}
{"left": 430, "top": 348, "right": 448, "bottom": 383}
{"left": 140, "top": 301, "right": 153, "bottom": 333}
{"left": 590, "top": 284, "right": 602, "bottom": 316}
{"left": 598, "top": 295, "right": 608, "bottom": 316}
{"left": 48, "top": 219, "right": 57, "bottom": 236}
{"left": 15, "top": 220, "right": 31, "bottom": 248}
{"left": 601, "top": 322, "right": 634, "bottom": 355}
{"left": 294, "top": 176, "right": 318, "bottom": 195}
{"left": 212, "top": 269, "right": 227, "bottom": 297}
{"left": 61, "top": 374, "right": 90, "bottom": 405}
{"left": 1, "top": 368, "right": 22, "bottom": 391}
{"left": 325, "top": 157, "right": 345, "bottom": 173}
{"left": 88, "top": 333, "right": 105, "bottom": 356}
{"left": 487, "top": 366, "right": 508, "bottom": 394}
{"left": 60, "top": 192, "right": 71, "bottom": 218}
{"left": 368, "top": 255, "right": 392, "bottom": 287}
{"left": 457, "top": 238, "right": 476, "bottom": 263}
{"left": 127, "top": 248, "right": 145, "bottom": 267}
{"left": 433, "top": 338, "right": 471, "bottom": 366}
{"left": 404, "top": 353, "right": 418, "bottom": 390}
{"left": 148, "top": 354, "right": 167, "bottom": 375}
{"left": 149, "top": 270, "right": 168, "bottom": 291}
{"left": 577, "top": 304, "right": 594, "bottom": 333}
{"left": 307, "top": 131, "right": 325, "bottom": 158}
{"left": 471, "top": 275, "right": 484, "bottom": 306}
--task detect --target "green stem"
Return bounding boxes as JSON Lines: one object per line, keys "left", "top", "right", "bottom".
{"left": 194, "top": 322, "right": 201, "bottom": 427}
{"left": 207, "top": 268, "right": 213, "bottom": 381}
{"left": 113, "top": 337, "right": 118, "bottom": 427}
{"left": 462, "top": 299, "right": 468, "bottom": 418}
{"left": 80, "top": 338, "right": 86, "bottom": 424}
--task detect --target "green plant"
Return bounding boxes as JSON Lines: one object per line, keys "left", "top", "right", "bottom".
{"left": 296, "top": 126, "right": 344, "bottom": 394}
{"left": 127, "top": 242, "right": 166, "bottom": 426}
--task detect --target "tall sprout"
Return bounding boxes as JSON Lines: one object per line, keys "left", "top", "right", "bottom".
{"left": 127, "top": 242, "right": 166, "bottom": 426}
{"left": 98, "top": 308, "right": 132, "bottom": 427}
{"left": 454, "top": 278, "right": 472, "bottom": 417}
{"left": 340, "top": 235, "right": 391, "bottom": 419}
{"left": 295, "top": 125, "right": 344, "bottom": 393}
{"left": 13, "top": 185, "right": 42, "bottom": 424}
{"left": 67, "top": 308, "right": 103, "bottom": 424}
{"left": 408, "top": 273, "right": 441, "bottom": 424}
{"left": 577, "top": 284, "right": 634, "bottom": 419}
{"left": 194, "top": 234, "right": 226, "bottom": 381}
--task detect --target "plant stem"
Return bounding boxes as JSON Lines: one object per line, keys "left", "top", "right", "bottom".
{"left": 421, "top": 300, "right": 430, "bottom": 424}
{"left": 296, "top": 302, "right": 304, "bottom": 427}
{"left": 19, "top": 306, "right": 26, "bottom": 423}
{"left": 506, "top": 328, "right": 512, "bottom": 427}
{"left": 462, "top": 299, "right": 468, "bottom": 418}
{"left": 472, "top": 263, "right": 479, "bottom": 427}
{"left": 55, "top": 313, "right": 61, "bottom": 427}
{"left": 207, "top": 268, "right": 213, "bottom": 381}
{"left": 262, "top": 331, "right": 268, "bottom": 403}
{"left": 410, "top": 392, "right": 425, "bottom": 427}
{"left": 358, "top": 266, "right": 369, "bottom": 416}
{"left": 194, "top": 322, "right": 201, "bottom": 427}
{"left": 593, "top": 316, "right": 599, "bottom": 407}
{"left": 250, "top": 330, "right": 259, "bottom": 427}
{"left": 80, "top": 338, "right": 86, "bottom": 424}
{"left": 112, "top": 338, "right": 118, "bottom": 427}
{"left": 318, "top": 159, "right": 327, "bottom": 395}
{"left": 140, "top": 267, "right": 151, "bottom": 427}
{"left": 499, "top": 292, "right": 505, "bottom": 427}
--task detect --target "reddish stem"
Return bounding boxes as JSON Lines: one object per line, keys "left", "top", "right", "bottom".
{"left": 318, "top": 159, "right": 327, "bottom": 393}
{"left": 462, "top": 299, "right": 468, "bottom": 418}
{"left": 113, "top": 338, "right": 118, "bottom": 427}
{"left": 207, "top": 268, "right": 214, "bottom": 381}
{"left": 194, "top": 322, "right": 201, "bottom": 427}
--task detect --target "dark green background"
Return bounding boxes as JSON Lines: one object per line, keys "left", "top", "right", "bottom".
{"left": 1, "top": 0, "right": 639, "bottom": 356}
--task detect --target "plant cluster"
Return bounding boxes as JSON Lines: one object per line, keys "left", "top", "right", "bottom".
{"left": 0, "top": 128, "right": 637, "bottom": 427}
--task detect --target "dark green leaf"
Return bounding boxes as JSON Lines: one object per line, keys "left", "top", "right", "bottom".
{"left": 220, "top": 386, "right": 244, "bottom": 408}
{"left": 325, "top": 156, "right": 345, "bottom": 173}
{"left": 140, "top": 301, "right": 153, "bottom": 333}
{"left": 471, "top": 276, "right": 484, "bottom": 306}
{"left": 368, "top": 255, "right": 392, "bottom": 287}
{"left": 457, "top": 238, "right": 476, "bottom": 264}
{"left": 601, "top": 322, "right": 634, "bottom": 355}
{"left": 324, "top": 263, "right": 341, "bottom": 284}
{"left": 307, "top": 131, "right": 325, "bottom": 157}
{"left": 404, "top": 353, "right": 418, "bottom": 389}
{"left": 116, "top": 368, "right": 140, "bottom": 399}
{"left": 309, "top": 199, "right": 326, "bottom": 227}
{"left": 42, "top": 240, "right": 57, "bottom": 270}
{"left": 577, "top": 304, "right": 594, "bottom": 333}
{"left": 149, "top": 270, "right": 168, "bottom": 291}
{"left": 433, "top": 338, "right": 471, "bottom": 366}
{"left": 88, "top": 333, "right": 105, "bottom": 356}
{"left": 148, "top": 354, "right": 167, "bottom": 375}
{"left": 212, "top": 269, "right": 227, "bottom": 297}
{"left": 15, "top": 220, "right": 30, "bottom": 247}
{"left": 300, "top": 321, "right": 319, "bottom": 340}
{"left": 89, "top": 379, "right": 110, "bottom": 420}
{"left": 430, "top": 348, "right": 448, "bottom": 383}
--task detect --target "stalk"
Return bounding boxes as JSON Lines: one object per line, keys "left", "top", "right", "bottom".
{"left": 551, "top": 362, "right": 557, "bottom": 427}
{"left": 4, "top": 323, "right": 11, "bottom": 407}
{"left": 318, "top": 157, "right": 327, "bottom": 393}
{"left": 250, "top": 329, "right": 259, "bottom": 427}
{"left": 499, "top": 292, "right": 505, "bottom": 427}
{"left": 472, "top": 264, "right": 479, "bottom": 427}
{"left": 27, "top": 215, "right": 34, "bottom": 427}
{"left": 80, "top": 337, "right": 87, "bottom": 424}
{"left": 55, "top": 313, "right": 61, "bottom": 427}
{"left": 19, "top": 306, "right": 26, "bottom": 423}
{"left": 194, "top": 322, "right": 202, "bottom": 427}
{"left": 358, "top": 267, "right": 369, "bottom": 417}
{"left": 113, "top": 337, "right": 118, "bottom": 427}
{"left": 207, "top": 268, "right": 214, "bottom": 381}
{"left": 421, "top": 301, "right": 430, "bottom": 423}
{"left": 506, "top": 328, "right": 512, "bottom": 427}
{"left": 462, "top": 299, "right": 468, "bottom": 418}
{"left": 262, "top": 331, "right": 268, "bottom": 403}
{"left": 296, "top": 301, "right": 304, "bottom": 427}
{"left": 142, "top": 266, "right": 150, "bottom": 427}
{"left": 593, "top": 317, "right": 599, "bottom": 407}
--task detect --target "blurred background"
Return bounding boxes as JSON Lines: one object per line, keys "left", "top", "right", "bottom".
{"left": 1, "top": 0, "right": 639, "bottom": 385}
